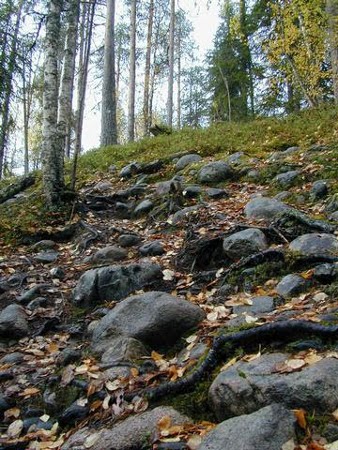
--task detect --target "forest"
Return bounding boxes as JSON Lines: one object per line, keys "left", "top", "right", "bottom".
{"left": 0, "top": 0, "right": 338, "bottom": 205}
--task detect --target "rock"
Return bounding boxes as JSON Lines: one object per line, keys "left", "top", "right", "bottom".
{"left": 100, "top": 336, "right": 148, "bottom": 363}
{"left": 91, "top": 246, "right": 128, "bottom": 264}
{"left": 233, "top": 296, "right": 275, "bottom": 316}
{"left": 57, "top": 348, "right": 82, "bottom": 366}
{"left": 244, "top": 197, "right": 291, "bottom": 221}
{"left": 170, "top": 205, "right": 200, "bottom": 225}
{"left": 289, "top": 233, "right": 338, "bottom": 256}
{"left": 182, "top": 185, "right": 202, "bottom": 198}
{"left": 61, "top": 406, "right": 189, "bottom": 450}
{"left": 313, "top": 263, "right": 337, "bottom": 284}
{"left": 199, "top": 404, "right": 296, "bottom": 450}
{"left": 329, "top": 211, "right": 338, "bottom": 221}
{"left": 34, "top": 251, "right": 59, "bottom": 264}
{"left": 209, "top": 353, "right": 338, "bottom": 421}
{"left": 247, "top": 169, "right": 260, "bottom": 179}
{"left": 119, "top": 162, "right": 141, "bottom": 178}
{"left": 226, "top": 151, "right": 246, "bottom": 165}
{"left": 0, "top": 352, "right": 24, "bottom": 365}
{"left": 73, "top": 262, "right": 162, "bottom": 308}
{"left": 115, "top": 202, "right": 131, "bottom": 219}
{"left": 139, "top": 241, "right": 165, "bottom": 256}
{"left": 323, "top": 423, "right": 338, "bottom": 443}
{"left": 108, "top": 164, "right": 117, "bottom": 173}
{"left": 0, "top": 305, "right": 29, "bottom": 339}
{"left": 276, "top": 274, "right": 310, "bottom": 298}
{"left": 32, "top": 240, "right": 56, "bottom": 250}
{"left": 205, "top": 188, "right": 229, "bottom": 199}
{"left": 26, "top": 297, "right": 48, "bottom": 310}
{"left": 198, "top": 161, "right": 235, "bottom": 184}
{"left": 133, "top": 199, "right": 154, "bottom": 217}
{"left": 311, "top": 180, "right": 329, "bottom": 199}
{"left": 50, "top": 267, "right": 65, "bottom": 279}
{"left": 23, "top": 417, "right": 54, "bottom": 433}
{"left": 155, "top": 176, "right": 184, "bottom": 195}
{"left": 118, "top": 234, "right": 142, "bottom": 247}
{"left": 326, "top": 194, "right": 338, "bottom": 213}
{"left": 92, "top": 291, "right": 205, "bottom": 350}
{"left": 175, "top": 153, "right": 202, "bottom": 170}
{"left": 93, "top": 181, "right": 113, "bottom": 192}
{"left": 274, "top": 191, "right": 292, "bottom": 202}
{"left": 17, "top": 284, "right": 51, "bottom": 305}
{"left": 223, "top": 228, "right": 268, "bottom": 260}
{"left": 58, "top": 403, "right": 89, "bottom": 427}
{"left": 274, "top": 170, "right": 300, "bottom": 187}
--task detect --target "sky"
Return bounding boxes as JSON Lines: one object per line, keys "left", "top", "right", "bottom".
{"left": 82, "top": 0, "right": 221, "bottom": 150}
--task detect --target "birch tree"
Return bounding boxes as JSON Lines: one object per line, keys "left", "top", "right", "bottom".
{"left": 100, "top": 0, "right": 117, "bottom": 147}
{"left": 42, "top": 0, "right": 64, "bottom": 205}
{"left": 167, "top": 0, "right": 175, "bottom": 127}
{"left": 127, "top": 0, "right": 137, "bottom": 142}
{"left": 326, "top": 0, "right": 338, "bottom": 104}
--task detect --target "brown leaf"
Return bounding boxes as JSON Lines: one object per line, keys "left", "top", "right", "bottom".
{"left": 18, "top": 387, "right": 40, "bottom": 398}
{"left": 157, "top": 415, "right": 172, "bottom": 431}
{"left": 293, "top": 409, "right": 307, "bottom": 429}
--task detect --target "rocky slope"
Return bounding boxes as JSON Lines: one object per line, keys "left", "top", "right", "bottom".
{"left": 0, "top": 142, "right": 338, "bottom": 449}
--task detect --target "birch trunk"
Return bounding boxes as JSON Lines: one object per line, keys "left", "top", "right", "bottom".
{"left": 326, "top": 0, "right": 338, "bottom": 104}
{"left": 100, "top": 0, "right": 117, "bottom": 147}
{"left": 127, "top": 0, "right": 137, "bottom": 142}
{"left": 58, "top": 0, "right": 80, "bottom": 158}
{"left": 143, "top": 0, "right": 154, "bottom": 136}
{"left": 42, "top": 0, "right": 64, "bottom": 205}
{"left": 167, "top": 0, "right": 175, "bottom": 128}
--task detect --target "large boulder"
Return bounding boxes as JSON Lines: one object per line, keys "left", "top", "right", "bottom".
{"left": 209, "top": 352, "right": 338, "bottom": 421}
{"left": 73, "top": 262, "right": 162, "bottom": 308}
{"left": 223, "top": 228, "right": 268, "bottom": 260}
{"left": 197, "top": 161, "right": 235, "bottom": 184}
{"left": 0, "top": 304, "right": 29, "bottom": 339}
{"left": 244, "top": 197, "right": 291, "bottom": 221}
{"left": 289, "top": 233, "right": 338, "bottom": 256}
{"left": 199, "top": 404, "right": 296, "bottom": 450}
{"left": 92, "top": 291, "right": 205, "bottom": 350}
{"left": 61, "top": 406, "right": 189, "bottom": 450}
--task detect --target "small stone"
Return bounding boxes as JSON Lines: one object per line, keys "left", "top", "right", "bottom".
{"left": 223, "top": 228, "right": 268, "bottom": 260}
{"left": 311, "top": 180, "right": 329, "bottom": 199}
{"left": 274, "top": 170, "right": 300, "bottom": 187}
{"left": 32, "top": 240, "right": 56, "bottom": 250}
{"left": 198, "top": 161, "right": 235, "bottom": 184}
{"left": 57, "top": 348, "right": 82, "bottom": 366}
{"left": 27, "top": 297, "right": 48, "bottom": 310}
{"left": 206, "top": 188, "right": 229, "bottom": 199}
{"left": 119, "top": 162, "right": 141, "bottom": 178}
{"left": 50, "top": 267, "right": 65, "bottom": 279}
{"left": 134, "top": 199, "right": 154, "bottom": 217}
{"left": 139, "top": 241, "right": 165, "bottom": 256}
{"left": 118, "top": 234, "right": 142, "bottom": 247}
{"left": 276, "top": 274, "right": 310, "bottom": 298}
{"left": 175, "top": 153, "right": 202, "bottom": 170}
{"left": 182, "top": 185, "right": 202, "bottom": 198}
{"left": 0, "top": 352, "right": 24, "bottom": 364}
{"left": 92, "top": 246, "right": 128, "bottom": 264}
{"left": 34, "top": 251, "right": 59, "bottom": 264}
{"left": 58, "top": 404, "right": 89, "bottom": 427}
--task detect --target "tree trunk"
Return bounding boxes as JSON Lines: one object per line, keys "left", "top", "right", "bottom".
{"left": 176, "top": 13, "right": 181, "bottom": 129}
{"left": 326, "top": 0, "right": 338, "bottom": 104}
{"left": 71, "top": 0, "right": 95, "bottom": 190}
{"left": 100, "top": 0, "right": 117, "bottom": 147}
{"left": 42, "top": 0, "right": 64, "bottom": 206}
{"left": 0, "top": 0, "right": 24, "bottom": 179}
{"left": 58, "top": 0, "right": 80, "bottom": 159}
{"left": 143, "top": 0, "right": 154, "bottom": 136}
{"left": 127, "top": 0, "right": 137, "bottom": 142}
{"left": 167, "top": 0, "right": 175, "bottom": 127}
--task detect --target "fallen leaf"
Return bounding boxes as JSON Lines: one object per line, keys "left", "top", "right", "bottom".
{"left": 187, "top": 435, "right": 202, "bottom": 449}
{"left": 293, "top": 409, "right": 307, "bottom": 429}
{"left": 286, "top": 359, "right": 306, "bottom": 370}
{"left": 332, "top": 408, "right": 338, "bottom": 421}
{"left": 162, "top": 269, "right": 175, "bottom": 281}
{"left": 282, "top": 439, "right": 297, "bottom": 450}
{"left": 220, "top": 356, "right": 239, "bottom": 371}
{"left": 106, "top": 380, "right": 121, "bottom": 391}
{"left": 7, "top": 419, "right": 23, "bottom": 438}
{"left": 18, "top": 387, "right": 40, "bottom": 397}
{"left": 158, "top": 415, "right": 172, "bottom": 431}
{"left": 4, "top": 407, "right": 21, "bottom": 419}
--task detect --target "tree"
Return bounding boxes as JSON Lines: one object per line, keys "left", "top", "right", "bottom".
{"left": 127, "top": 0, "right": 137, "bottom": 141}
{"left": 326, "top": 0, "right": 338, "bottom": 104}
{"left": 142, "top": 0, "right": 154, "bottom": 136}
{"left": 167, "top": 0, "right": 175, "bottom": 127}
{"left": 100, "top": 0, "right": 117, "bottom": 147}
{"left": 41, "top": 0, "right": 64, "bottom": 206}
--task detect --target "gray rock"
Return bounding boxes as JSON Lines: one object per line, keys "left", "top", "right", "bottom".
{"left": 57, "top": 348, "right": 82, "bottom": 367}
{"left": 182, "top": 185, "right": 202, "bottom": 198}
{"left": 50, "top": 267, "right": 65, "bottom": 279}
{"left": 209, "top": 353, "right": 338, "bottom": 421}
{"left": 289, "top": 233, "right": 338, "bottom": 256}
{"left": 205, "top": 188, "right": 229, "bottom": 199}
{"left": 61, "top": 407, "right": 189, "bottom": 450}
{"left": 244, "top": 197, "right": 291, "bottom": 221}
{"left": 276, "top": 274, "right": 310, "bottom": 298}
{"left": 326, "top": 194, "right": 338, "bottom": 213}
{"left": 100, "top": 336, "right": 148, "bottom": 363}
{"left": 133, "top": 199, "right": 154, "bottom": 217}
{"left": 311, "top": 180, "right": 329, "bottom": 199}
{"left": 233, "top": 296, "right": 275, "bottom": 316}
{"left": 284, "top": 146, "right": 300, "bottom": 153}
{"left": 115, "top": 202, "right": 131, "bottom": 219}
{"left": 274, "top": 191, "right": 292, "bottom": 202}
{"left": 34, "top": 251, "right": 59, "bottom": 264}
{"left": 199, "top": 404, "right": 296, "bottom": 450}
{"left": 313, "top": 263, "right": 337, "bottom": 284}
{"left": 155, "top": 177, "right": 184, "bottom": 195}
{"left": 139, "top": 241, "right": 164, "bottom": 256}
{"left": 32, "top": 240, "right": 56, "bottom": 250}
{"left": 0, "top": 304, "right": 29, "bottom": 339}
{"left": 91, "top": 246, "right": 128, "bottom": 264}
{"left": 274, "top": 170, "right": 300, "bottom": 186}
{"left": 247, "top": 169, "right": 260, "bottom": 179}
{"left": 175, "top": 153, "right": 202, "bottom": 170}
{"left": 93, "top": 181, "right": 113, "bottom": 192}
{"left": 198, "top": 161, "right": 235, "bottom": 184}
{"left": 118, "top": 234, "right": 141, "bottom": 247}
{"left": 119, "top": 162, "right": 141, "bottom": 178}
{"left": 92, "top": 291, "right": 205, "bottom": 350}
{"left": 226, "top": 151, "right": 246, "bottom": 165}
{"left": 329, "top": 211, "right": 338, "bottom": 221}
{"left": 73, "top": 262, "right": 162, "bottom": 308}
{"left": 170, "top": 205, "right": 200, "bottom": 225}
{"left": 26, "top": 297, "right": 48, "bottom": 310}
{"left": 223, "top": 228, "right": 268, "bottom": 260}
{"left": 0, "top": 352, "right": 24, "bottom": 364}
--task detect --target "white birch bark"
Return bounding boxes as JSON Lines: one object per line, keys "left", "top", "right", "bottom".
{"left": 143, "top": 0, "right": 154, "bottom": 136}
{"left": 167, "top": 0, "right": 175, "bottom": 127}
{"left": 127, "top": 0, "right": 137, "bottom": 142}
{"left": 100, "top": 0, "right": 117, "bottom": 147}
{"left": 42, "top": 0, "right": 64, "bottom": 205}
{"left": 326, "top": 0, "right": 338, "bottom": 104}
